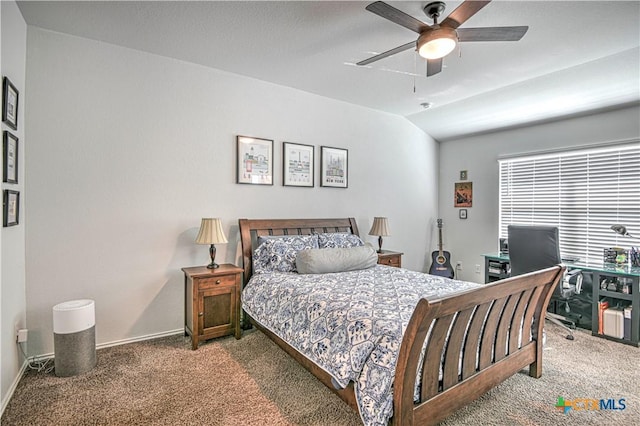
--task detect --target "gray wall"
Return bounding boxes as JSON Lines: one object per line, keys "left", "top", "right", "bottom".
{"left": 1, "top": 0, "right": 27, "bottom": 413}
{"left": 439, "top": 105, "right": 640, "bottom": 283}
{"left": 23, "top": 28, "right": 439, "bottom": 357}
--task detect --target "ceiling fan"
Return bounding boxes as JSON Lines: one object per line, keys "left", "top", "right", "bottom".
{"left": 357, "top": 0, "right": 528, "bottom": 77}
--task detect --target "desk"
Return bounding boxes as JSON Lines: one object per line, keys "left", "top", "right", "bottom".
{"left": 483, "top": 254, "right": 640, "bottom": 347}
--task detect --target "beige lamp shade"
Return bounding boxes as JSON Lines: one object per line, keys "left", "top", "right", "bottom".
{"left": 368, "top": 217, "right": 391, "bottom": 236}
{"left": 195, "top": 218, "right": 228, "bottom": 245}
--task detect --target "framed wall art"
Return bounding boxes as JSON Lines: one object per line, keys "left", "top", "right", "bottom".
{"left": 283, "top": 142, "right": 314, "bottom": 187}
{"left": 320, "top": 146, "right": 348, "bottom": 188}
{"left": 459, "top": 209, "right": 468, "bottom": 219}
{"left": 455, "top": 182, "right": 473, "bottom": 207}
{"left": 2, "top": 77, "right": 19, "bottom": 130}
{"left": 3, "top": 131, "right": 18, "bottom": 184}
{"left": 236, "top": 135, "right": 273, "bottom": 185}
{"left": 3, "top": 190, "right": 19, "bottom": 227}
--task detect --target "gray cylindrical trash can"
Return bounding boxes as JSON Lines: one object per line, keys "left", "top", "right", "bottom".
{"left": 53, "top": 299, "right": 96, "bottom": 377}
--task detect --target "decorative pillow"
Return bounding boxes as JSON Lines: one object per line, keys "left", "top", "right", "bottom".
{"left": 296, "top": 244, "right": 378, "bottom": 274}
{"left": 316, "top": 232, "right": 365, "bottom": 249}
{"left": 253, "top": 235, "right": 319, "bottom": 274}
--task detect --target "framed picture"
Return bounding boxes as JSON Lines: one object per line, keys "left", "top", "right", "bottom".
{"left": 2, "top": 77, "right": 19, "bottom": 130}
{"left": 3, "top": 131, "right": 18, "bottom": 184}
{"left": 3, "top": 190, "right": 19, "bottom": 227}
{"left": 460, "top": 170, "right": 468, "bottom": 180}
{"left": 283, "top": 142, "right": 314, "bottom": 187}
{"left": 454, "top": 181, "right": 472, "bottom": 207}
{"left": 320, "top": 146, "right": 348, "bottom": 188}
{"left": 236, "top": 135, "right": 273, "bottom": 185}
{"left": 459, "top": 209, "right": 468, "bottom": 219}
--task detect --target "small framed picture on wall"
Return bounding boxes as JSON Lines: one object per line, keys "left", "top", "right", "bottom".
{"left": 459, "top": 209, "right": 468, "bottom": 219}
{"left": 3, "top": 131, "right": 18, "bottom": 184}
{"left": 454, "top": 182, "right": 472, "bottom": 207}
{"left": 2, "top": 77, "right": 19, "bottom": 130}
{"left": 3, "top": 190, "right": 19, "bottom": 227}
{"left": 283, "top": 142, "right": 314, "bottom": 187}
{"left": 236, "top": 135, "right": 274, "bottom": 185}
{"left": 320, "top": 146, "right": 348, "bottom": 188}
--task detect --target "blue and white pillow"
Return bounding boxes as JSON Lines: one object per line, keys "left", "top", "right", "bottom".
{"left": 316, "top": 232, "right": 365, "bottom": 249}
{"left": 253, "top": 235, "right": 319, "bottom": 274}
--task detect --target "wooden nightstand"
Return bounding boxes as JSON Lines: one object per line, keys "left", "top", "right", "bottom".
{"left": 182, "top": 264, "right": 243, "bottom": 350}
{"left": 377, "top": 250, "right": 403, "bottom": 268}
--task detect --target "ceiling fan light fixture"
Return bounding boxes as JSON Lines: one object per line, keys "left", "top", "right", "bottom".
{"left": 417, "top": 27, "right": 457, "bottom": 60}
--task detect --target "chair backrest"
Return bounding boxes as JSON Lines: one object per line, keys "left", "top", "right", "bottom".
{"left": 508, "top": 225, "right": 561, "bottom": 276}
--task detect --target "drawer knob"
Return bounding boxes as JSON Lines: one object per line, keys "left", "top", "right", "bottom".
{"left": 215, "top": 279, "right": 221, "bottom": 284}
{"left": 198, "top": 312, "right": 204, "bottom": 317}
{"left": 387, "top": 259, "right": 392, "bottom": 263}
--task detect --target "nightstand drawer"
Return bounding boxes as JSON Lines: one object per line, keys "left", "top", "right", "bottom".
{"left": 376, "top": 250, "right": 403, "bottom": 268}
{"left": 379, "top": 256, "right": 401, "bottom": 267}
{"left": 197, "top": 274, "right": 237, "bottom": 290}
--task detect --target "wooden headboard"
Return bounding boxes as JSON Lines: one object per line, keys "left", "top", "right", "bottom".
{"left": 238, "top": 218, "right": 359, "bottom": 286}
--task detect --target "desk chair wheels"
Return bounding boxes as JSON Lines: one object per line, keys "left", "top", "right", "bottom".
{"left": 547, "top": 313, "right": 576, "bottom": 341}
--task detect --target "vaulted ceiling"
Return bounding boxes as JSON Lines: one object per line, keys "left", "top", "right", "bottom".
{"left": 17, "top": 1, "right": 640, "bottom": 141}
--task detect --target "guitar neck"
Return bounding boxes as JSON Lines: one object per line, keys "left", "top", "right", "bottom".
{"left": 438, "top": 227, "right": 444, "bottom": 255}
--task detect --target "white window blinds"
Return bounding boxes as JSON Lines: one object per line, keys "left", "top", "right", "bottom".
{"left": 499, "top": 142, "right": 640, "bottom": 264}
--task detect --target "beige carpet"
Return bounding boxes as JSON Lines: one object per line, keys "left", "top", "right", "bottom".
{"left": 2, "top": 323, "right": 638, "bottom": 425}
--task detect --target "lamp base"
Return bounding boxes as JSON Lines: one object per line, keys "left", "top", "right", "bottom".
{"left": 377, "top": 236, "right": 383, "bottom": 253}
{"left": 206, "top": 244, "right": 219, "bottom": 269}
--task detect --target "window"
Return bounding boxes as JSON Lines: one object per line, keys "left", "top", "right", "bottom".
{"left": 499, "top": 142, "right": 640, "bottom": 264}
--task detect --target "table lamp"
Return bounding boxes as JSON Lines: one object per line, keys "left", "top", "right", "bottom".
{"left": 369, "top": 217, "right": 390, "bottom": 253}
{"left": 195, "top": 218, "right": 228, "bottom": 269}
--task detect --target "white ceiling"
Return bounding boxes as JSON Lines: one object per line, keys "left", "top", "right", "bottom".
{"left": 16, "top": 1, "right": 640, "bottom": 141}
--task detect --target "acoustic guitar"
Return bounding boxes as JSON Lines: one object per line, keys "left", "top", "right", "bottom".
{"left": 429, "top": 219, "right": 455, "bottom": 279}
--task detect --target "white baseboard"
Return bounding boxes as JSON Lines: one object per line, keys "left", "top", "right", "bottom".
{"left": 1, "top": 359, "right": 28, "bottom": 419}
{"left": 96, "top": 328, "right": 184, "bottom": 350}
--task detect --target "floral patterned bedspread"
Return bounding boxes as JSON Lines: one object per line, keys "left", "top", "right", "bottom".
{"left": 241, "top": 265, "right": 482, "bottom": 426}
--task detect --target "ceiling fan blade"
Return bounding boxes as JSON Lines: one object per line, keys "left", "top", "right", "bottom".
{"left": 366, "top": 1, "right": 430, "bottom": 34}
{"left": 441, "top": 0, "right": 492, "bottom": 29}
{"left": 356, "top": 41, "right": 415, "bottom": 66}
{"left": 427, "top": 58, "right": 442, "bottom": 77}
{"left": 457, "top": 26, "right": 529, "bottom": 42}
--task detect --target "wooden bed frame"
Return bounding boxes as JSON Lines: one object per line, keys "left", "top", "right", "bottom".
{"left": 239, "top": 218, "right": 563, "bottom": 425}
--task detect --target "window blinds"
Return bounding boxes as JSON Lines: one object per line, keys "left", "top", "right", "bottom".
{"left": 499, "top": 142, "right": 640, "bottom": 264}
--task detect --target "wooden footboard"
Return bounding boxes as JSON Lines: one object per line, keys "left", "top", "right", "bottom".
{"left": 392, "top": 265, "right": 564, "bottom": 426}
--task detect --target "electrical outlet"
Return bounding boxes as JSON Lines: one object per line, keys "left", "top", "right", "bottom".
{"left": 16, "top": 329, "right": 28, "bottom": 343}
{"left": 456, "top": 261, "right": 463, "bottom": 270}
{"left": 475, "top": 264, "right": 481, "bottom": 274}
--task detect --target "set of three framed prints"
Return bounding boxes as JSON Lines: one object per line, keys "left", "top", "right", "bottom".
{"left": 236, "top": 135, "right": 348, "bottom": 188}
{"left": 3, "top": 76, "right": 20, "bottom": 227}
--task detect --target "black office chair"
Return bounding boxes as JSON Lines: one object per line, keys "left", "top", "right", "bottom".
{"left": 507, "top": 224, "right": 581, "bottom": 340}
